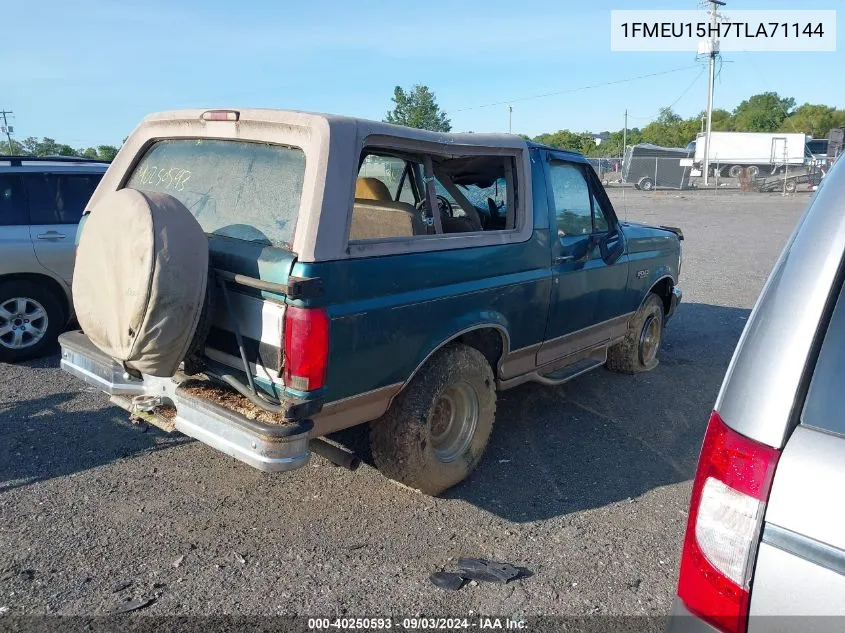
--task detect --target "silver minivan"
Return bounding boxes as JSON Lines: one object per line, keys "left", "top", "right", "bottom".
{"left": 0, "top": 156, "right": 107, "bottom": 362}
{"left": 668, "top": 154, "right": 845, "bottom": 633}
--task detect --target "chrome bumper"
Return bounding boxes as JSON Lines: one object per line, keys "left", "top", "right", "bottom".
{"left": 58, "top": 331, "right": 312, "bottom": 473}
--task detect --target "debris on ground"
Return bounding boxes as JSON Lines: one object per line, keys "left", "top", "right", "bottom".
{"left": 233, "top": 551, "right": 246, "bottom": 565}
{"left": 172, "top": 555, "right": 185, "bottom": 568}
{"left": 114, "top": 597, "right": 155, "bottom": 613}
{"left": 111, "top": 581, "right": 132, "bottom": 593}
{"left": 428, "top": 571, "right": 466, "bottom": 591}
{"left": 429, "top": 558, "right": 532, "bottom": 591}
{"left": 180, "top": 380, "right": 295, "bottom": 426}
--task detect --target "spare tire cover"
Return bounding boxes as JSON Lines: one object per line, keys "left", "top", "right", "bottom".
{"left": 73, "top": 188, "right": 209, "bottom": 377}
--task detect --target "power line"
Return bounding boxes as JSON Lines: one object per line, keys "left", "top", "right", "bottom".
{"left": 453, "top": 64, "right": 702, "bottom": 112}
{"left": 666, "top": 67, "right": 706, "bottom": 112}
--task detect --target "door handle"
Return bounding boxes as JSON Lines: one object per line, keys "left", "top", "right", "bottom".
{"left": 36, "top": 232, "right": 67, "bottom": 240}
{"left": 553, "top": 254, "right": 575, "bottom": 264}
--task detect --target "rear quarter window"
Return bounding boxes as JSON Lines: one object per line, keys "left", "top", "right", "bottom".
{"left": 802, "top": 279, "right": 845, "bottom": 435}
{"left": 125, "top": 139, "right": 305, "bottom": 248}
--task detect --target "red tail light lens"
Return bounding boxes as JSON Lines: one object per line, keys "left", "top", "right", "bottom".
{"left": 677, "top": 411, "right": 780, "bottom": 633}
{"left": 283, "top": 306, "right": 329, "bottom": 392}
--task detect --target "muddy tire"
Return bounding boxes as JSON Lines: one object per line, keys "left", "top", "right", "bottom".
{"left": 0, "top": 280, "right": 65, "bottom": 363}
{"left": 370, "top": 344, "right": 496, "bottom": 496}
{"left": 606, "top": 293, "right": 665, "bottom": 374}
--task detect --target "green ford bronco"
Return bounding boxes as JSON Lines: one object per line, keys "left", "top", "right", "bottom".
{"left": 60, "top": 108, "right": 682, "bottom": 495}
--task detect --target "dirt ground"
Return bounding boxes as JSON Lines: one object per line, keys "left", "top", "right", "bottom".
{"left": 0, "top": 189, "right": 811, "bottom": 621}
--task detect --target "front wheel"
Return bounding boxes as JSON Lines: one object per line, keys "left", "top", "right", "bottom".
{"left": 0, "top": 280, "right": 65, "bottom": 363}
{"left": 606, "top": 293, "right": 665, "bottom": 374}
{"left": 370, "top": 344, "right": 496, "bottom": 496}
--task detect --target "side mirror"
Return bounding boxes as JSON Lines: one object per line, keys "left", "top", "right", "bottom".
{"left": 599, "top": 230, "right": 624, "bottom": 265}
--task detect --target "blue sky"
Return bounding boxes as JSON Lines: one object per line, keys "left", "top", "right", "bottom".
{"left": 1, "top": 0, "right": 841, "bottom": 146}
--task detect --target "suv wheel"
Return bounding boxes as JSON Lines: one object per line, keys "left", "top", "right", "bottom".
{"left": 606, "top": 293, "right": 665, "bottom": 374}
{"left": 0, "top": 280, "right": 64, "bottom": 363}
{"left": 370, "top": 344, "right": 496, "bottom": 496}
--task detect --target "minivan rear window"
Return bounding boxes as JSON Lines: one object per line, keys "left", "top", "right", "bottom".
{"left": 802, "top": 280, "right": 845, "bottom": 435}
{"left": 126, "top": 139, "right": 305, "bottom": 248}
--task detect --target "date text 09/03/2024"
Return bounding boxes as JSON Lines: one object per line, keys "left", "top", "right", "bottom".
{"left": 307, "top": 617, "right": 528, "bottom": 630}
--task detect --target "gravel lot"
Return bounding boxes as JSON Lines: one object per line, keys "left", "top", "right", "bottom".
{"left": 0, "top": 190, "right": 810, "bottom": 620}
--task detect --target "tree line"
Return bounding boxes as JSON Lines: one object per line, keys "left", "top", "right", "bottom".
{"left": 384, "top": 86, "right": 845, "bottom": 158}
{"left": 2, "top": 136, "right": 120, "bottom": 161}
{"left": 530, "top": 92, "right": 845, "bottom": 157}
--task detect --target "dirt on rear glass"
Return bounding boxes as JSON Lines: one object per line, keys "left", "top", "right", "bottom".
{"left": 180, "top": 380, "right": 294, "bottom": 426}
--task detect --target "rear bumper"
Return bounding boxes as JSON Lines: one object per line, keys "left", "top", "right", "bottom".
{"left": 58, "top": 330, "right": 312, "bottom": 473}
{"left": 667, "top": 286, "right": 683, "bottom": 321}
{"left": 666, "top": 598, "right": 721, "bottom": 633}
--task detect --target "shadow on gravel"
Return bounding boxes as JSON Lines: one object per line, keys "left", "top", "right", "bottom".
{"left": 0, "top": 357, "right": 191, "bottom": 492}
{"left": 443, "top": 302, "right": 751, "bottom": 523}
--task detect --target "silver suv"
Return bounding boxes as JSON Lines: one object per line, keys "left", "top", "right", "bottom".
{"left": 669, "top": 154, "right": 845, "bottom": 632}
{"left": 0, "top": 156, "right": 107, "bottom": 362}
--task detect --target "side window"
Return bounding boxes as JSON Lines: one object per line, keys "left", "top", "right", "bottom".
{"left": 802, "top": 281, "right": 845, "bottom": 435}
{"left": 0, "top": 175, "right": 27, "bottom": 226}
{"left": 592, "top": 193, "right": 609, "bottom": 233}
{"left": 357, "top": 155, "right": 411, "bottom": 202}
{"left": 549, "top": 162, "right": 592, "bottom": 236}
{"left": 24, "top": 173, "right": 101, "bottom": 225}
{"left": 350, "top": 148, "right": 520, "bottom": 244}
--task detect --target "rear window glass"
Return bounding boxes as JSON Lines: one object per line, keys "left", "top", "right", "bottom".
{"left": 126, "top": 139, "right": 305, "bottom": 248}
{"left": 802, "top": 281, "right": 845, "bottom": 435}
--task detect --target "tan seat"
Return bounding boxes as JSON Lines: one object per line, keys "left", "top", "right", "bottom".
{"left": 355, "top": 177, "right": 392, "bottom": 202}
{"left": 350, "top": 199, "right": 425, "bottom": 240}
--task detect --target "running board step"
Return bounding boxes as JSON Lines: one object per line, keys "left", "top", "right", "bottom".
{"left": 535, "top": 350, "right": 607, "bottom": 386}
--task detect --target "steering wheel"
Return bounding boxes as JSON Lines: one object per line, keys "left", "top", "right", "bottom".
{"left": 435, "top": 195, "right": 454, "bottom": 218}
{"left": 417, "top": 195, "right": 454, "bottom": 220}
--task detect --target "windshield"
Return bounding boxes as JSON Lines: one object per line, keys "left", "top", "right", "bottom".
{"left": 436, "top": 177, "right": 507, "bottom": 214}
{"left": 126, "top": 139, "right": 306, "bottom": 248}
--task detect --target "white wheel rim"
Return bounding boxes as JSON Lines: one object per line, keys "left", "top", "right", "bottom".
{"left": 429, "top": 381, "right": 480, "bottom": 463}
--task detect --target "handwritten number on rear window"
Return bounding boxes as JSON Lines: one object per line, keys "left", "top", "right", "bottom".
{"left": 135, "top": 165, "right": 192, "bottom": 192}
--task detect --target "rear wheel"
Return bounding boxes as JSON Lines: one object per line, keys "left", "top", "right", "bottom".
{"left": 728, "top": 164, "right": 744, "bottom": 178}
{"left": 0, "top": 280, "right": 64, "bottom": 363}
{"left": 784, "top": 179, "right": 797, "bottom": 194}
{"left": 606, "top": 293, "right": 665, "bottom": 374}
{"left": 370, "top": 344, "right": 496, "bottom": 496}
{"left": 638, "top": 177, "right": 655, "bottom": 191}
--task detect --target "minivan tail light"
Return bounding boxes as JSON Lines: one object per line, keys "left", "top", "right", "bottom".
{"left": 677, "top": 411, "right": 780, "bottom": 633}
{"left": 283, "top": 306, "right": 329, "bottom": 392}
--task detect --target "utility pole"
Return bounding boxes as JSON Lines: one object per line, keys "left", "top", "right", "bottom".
{"left": 623, "top": 109, "right": 628, "bottom": 159}
{"left": 508, "top": 105, "right": 513, "bottom": 134}
{"left": 702, "top": 0, "right": 724, "bottom": 186}
{"left": 0, "top": 110, "right": 13, "bottom": 154}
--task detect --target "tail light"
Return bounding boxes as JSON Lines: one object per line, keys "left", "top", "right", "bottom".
{"left": 677, "top": 411, "right": 780, "bottom": 633}
{"left": 283, "top": 306, "right": 329, "bottom": 392}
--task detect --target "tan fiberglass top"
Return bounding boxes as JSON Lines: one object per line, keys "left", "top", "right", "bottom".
{"left": 87, "top": 108, "right": 533, "bottom": 262}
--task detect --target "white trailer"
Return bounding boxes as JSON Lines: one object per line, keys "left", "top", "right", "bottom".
{"left": 693, "top": 132, "right": 807, "bottom": 178}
